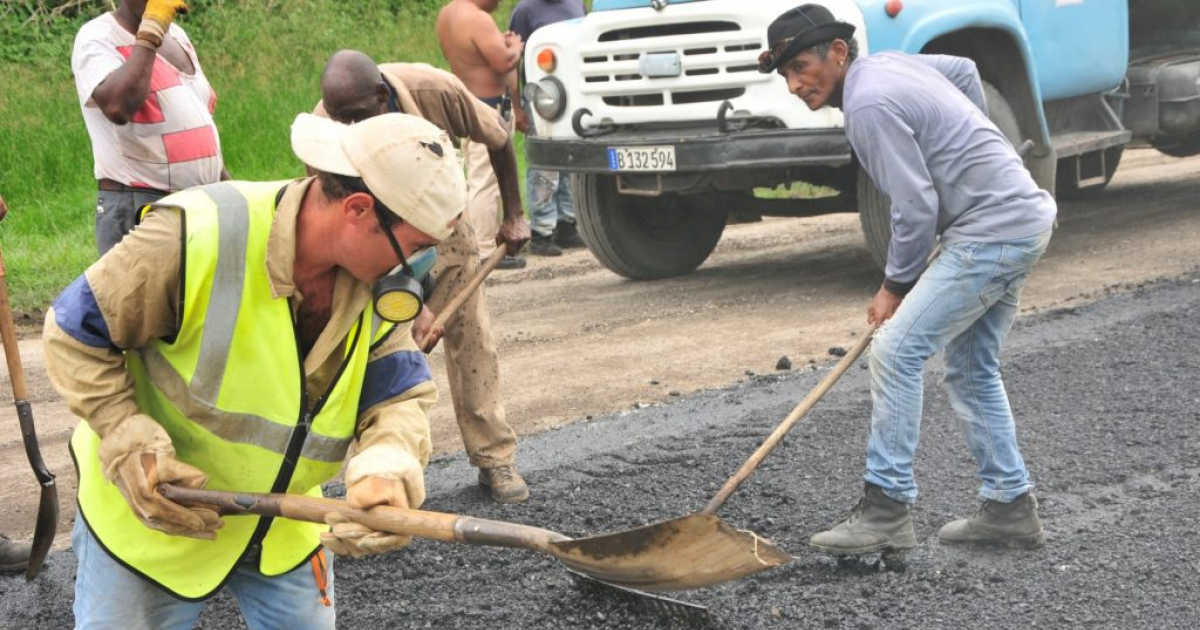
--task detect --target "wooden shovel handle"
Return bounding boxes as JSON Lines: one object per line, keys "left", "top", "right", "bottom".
{"left": 702, "top": 328, "right": 877, "bottom": 515}
{"left": 0, "top": 245, "right": 29, "bottom": 402}
{"left": 160, "top": 484, "right": 568, "bottom": 552}
{"left": 419, "top": 247, "right": 507, "bottom": 351}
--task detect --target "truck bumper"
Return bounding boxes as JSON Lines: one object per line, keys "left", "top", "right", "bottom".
{"left": 526, "top": 128, "right": 852, "bottom": 173}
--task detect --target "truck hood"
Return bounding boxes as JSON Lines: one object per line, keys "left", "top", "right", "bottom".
{"left": 593, "top": 0, "right": 711, "bottom": 11}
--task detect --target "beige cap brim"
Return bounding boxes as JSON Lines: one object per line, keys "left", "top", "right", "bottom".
{"left": 291, "top": 113, "right": 360, "bottom": 177}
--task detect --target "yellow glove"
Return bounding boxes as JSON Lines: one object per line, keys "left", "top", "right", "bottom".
{"left": 99, "top": 413, "right": 223, "bottom": 539}
{"left": 137, "top": 0, "right": 189, "bottom": 48}
{"left": 321, "top": 477, "right": 414, "bottom": 558}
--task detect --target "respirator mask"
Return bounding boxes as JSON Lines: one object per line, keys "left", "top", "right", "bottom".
{"left": 371, "top": 206, "right": 437, "bottom": 323}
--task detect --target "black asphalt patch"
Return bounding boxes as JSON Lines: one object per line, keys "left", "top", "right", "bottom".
{"left": 3, "top": 275, "right": 1199, "bottom": 629}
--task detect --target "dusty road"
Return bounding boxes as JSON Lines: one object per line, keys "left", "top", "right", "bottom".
{"left": 1, "top": 147, "right": 1198, "bottom": 551}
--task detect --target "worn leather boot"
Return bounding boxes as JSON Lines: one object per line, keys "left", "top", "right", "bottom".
{"left": 478, "top": 464, "right": 530, "bottom": 504}
{"left": 0, "top": 535, "right": 31, "bottom": 573}
{"left": 938, "top": 492, "right": 1045, "bottom": 549}
{"left": 809, "top": 483, "right": 917, "bottom": 556}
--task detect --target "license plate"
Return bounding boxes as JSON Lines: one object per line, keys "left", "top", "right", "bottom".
{"left": 607, "top": 145, "right": 677, "bottom": 172}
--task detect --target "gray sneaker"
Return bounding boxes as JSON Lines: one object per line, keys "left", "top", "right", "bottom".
{"left": 938, "top": 492, "right": 1045, "bottom": 549}
{"left": 809, "top": 483, "right": 917, "bottom": 556}
{"left": 478, "top": 465, "right": 530, "bottom": 504}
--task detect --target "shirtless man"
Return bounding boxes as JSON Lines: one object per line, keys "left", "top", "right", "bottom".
{"left": 437, "top": 0, "right": 528, "bottom": 268}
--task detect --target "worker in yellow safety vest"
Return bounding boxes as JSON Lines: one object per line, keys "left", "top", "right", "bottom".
{"left": 43, "top": 112, "right": 465, "bottom": 630}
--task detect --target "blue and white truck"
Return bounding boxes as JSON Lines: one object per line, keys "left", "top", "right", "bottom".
{"left": 520, "top": 0, "right": 1200, "bottom": 279}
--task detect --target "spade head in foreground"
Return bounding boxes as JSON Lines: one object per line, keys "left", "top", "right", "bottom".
{"left": 549, "top": 513, "right": 792, "bottom": 592}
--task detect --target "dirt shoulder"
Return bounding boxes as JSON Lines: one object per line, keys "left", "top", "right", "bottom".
{"left": 1, "top": 148, "right": 1197, "bottom": 549}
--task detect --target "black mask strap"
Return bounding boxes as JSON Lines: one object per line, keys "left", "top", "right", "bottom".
{"left": 374, "top": 205, "right": 414, "bottom": 276}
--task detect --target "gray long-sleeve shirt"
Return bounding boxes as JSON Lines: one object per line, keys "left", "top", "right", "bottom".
{"left": 843, "top": 52, "right": 1057, "bottom": 293}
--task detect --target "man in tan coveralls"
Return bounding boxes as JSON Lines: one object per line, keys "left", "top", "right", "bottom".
{"left": 437, "top": 0, "right": 527, "bottom": 269}
{"left": 318, "top": 50, "right": 530, "bottom": 503}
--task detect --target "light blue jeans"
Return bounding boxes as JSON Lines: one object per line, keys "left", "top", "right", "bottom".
{"left": 526, "top": 168, "right": 576, "bottom": 238}
{"left": 72, "top": 517, "right": 336, "bottom": 630}
{"left": 864, "top": 230, "right": 1052, "bottom": 504}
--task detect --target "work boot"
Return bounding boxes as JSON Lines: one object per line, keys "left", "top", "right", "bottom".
{"left": 0, "top": 535, "right": 31, "bottom": 573}
{"left": 528, "top": 232, "right": 563, "bottom": 257}
{"left": 491, "top": 254, "right": 527, "bottom": 270}
{"left": 478, "top": 465, "right": 530, "bottom": 504}
{"left": 938, "top": 492, "right": 1044, "bottom": 549}
{"left": 809, "top": 483, "right": 917, "bottom": 556}
{"left": 553, "top": 220, "right": 585, "bottom": 249}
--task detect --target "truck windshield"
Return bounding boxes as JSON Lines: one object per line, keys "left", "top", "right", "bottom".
{"left": 593, "top": 0, "right": 710, "bottom": 11}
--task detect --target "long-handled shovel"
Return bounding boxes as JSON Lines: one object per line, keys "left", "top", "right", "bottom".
{"left": 418, "top": 247, "right": 506, "bottom": 352}
{"left": 0, "top": 243, "right": 59, "bottom": 580}
{"left": 160, "top": 482, "right": 782, "bottom": 597}
{"left": 546, "top": 328, "right": 877, "bottom": 589}
{"left": 161, "top": 329, "right": 873, "bottom": 593}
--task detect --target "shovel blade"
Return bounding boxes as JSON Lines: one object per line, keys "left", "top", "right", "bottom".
{"left": 548, "top": 513, "right": 792, "bottom": 592}
{"left": 25, "top": 481, "right": 57, "bottom": 581}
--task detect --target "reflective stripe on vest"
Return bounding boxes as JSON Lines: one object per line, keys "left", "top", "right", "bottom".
{"left": 72, "top": 181, "right": 392, "bottom": 600}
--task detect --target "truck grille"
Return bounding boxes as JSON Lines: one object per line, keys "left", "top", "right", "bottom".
{"left": 598, "top": 21, "right": 739, "bottom": 41}
{"left": 580, "top": 19, "right": 764, "bottom": 107}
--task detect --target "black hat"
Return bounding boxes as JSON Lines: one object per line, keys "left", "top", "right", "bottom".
{"left": 758, "top": 4, "right": 856, "bottom": 74}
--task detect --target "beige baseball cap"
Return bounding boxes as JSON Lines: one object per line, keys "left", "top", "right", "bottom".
{"left": 291, "top": 112, "right": 466, "bottom": 240}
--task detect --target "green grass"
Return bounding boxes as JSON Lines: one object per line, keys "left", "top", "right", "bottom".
{"left": 0, "top": 0, "right": 526, "bottom": 313}
{"left": 753, "top": 181, "right": 839, "bottom": 199}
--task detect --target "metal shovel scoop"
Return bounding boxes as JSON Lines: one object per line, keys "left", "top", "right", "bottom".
{"left": 0, "top": 243, "right": 59, "bottom": 580}
{"left": 550, "top": 328, "right": 877, "bottom": 590}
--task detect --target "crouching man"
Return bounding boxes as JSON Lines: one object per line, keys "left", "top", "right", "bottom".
{"left": 759, "top": 4, "right": 1055, "bottom": 559}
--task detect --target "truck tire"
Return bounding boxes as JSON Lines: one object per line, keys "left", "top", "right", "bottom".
{"left": 571, "top": 173, "right": 727, "bottom": 280}
{"left": 1151, "top": 132, "right": 1200, "bottom": 158}
{"left": 858, "top": 81, "right": 1023, "bottom": 271}
{"left": 1056, "top": 145, "right": 1123, "bottom": 199}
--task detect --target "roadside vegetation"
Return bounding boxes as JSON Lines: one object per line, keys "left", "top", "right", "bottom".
{"left": 0, "top": 0, "right": 521, "bottom": 313}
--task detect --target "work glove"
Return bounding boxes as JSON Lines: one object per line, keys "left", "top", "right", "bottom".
{"left": 321, "top": 446, "right": 425, "bottom": 558}
{"left": 137, "top": 0, "right": 189, "bottom": 49}
{"left": 99, "top": 413, "right": 223, "bottom": 539}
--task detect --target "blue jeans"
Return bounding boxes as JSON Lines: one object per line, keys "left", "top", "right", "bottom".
{"left": 526, "top": 168, "right": 576, "bottom": 238}
{"left": 72, "top": 517, "right": 336, "bottom": 630}
{"left": 864, "top": 230, "right": 1052, "bottom": 504}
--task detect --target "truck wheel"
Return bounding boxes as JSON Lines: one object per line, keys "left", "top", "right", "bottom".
{"left": 858, "top": 82, "right": 1023, "bottom": 271}
{"left": 1056, "top": 145, "right": 1123, "bottom": 199}
{"left": 1151, "top": 132, "right": 1200, "bottom": 158}
{"left": 571, "top": 173, "right": 727, "bottom": 280}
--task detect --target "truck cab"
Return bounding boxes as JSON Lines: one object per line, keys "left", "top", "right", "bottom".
{"left": 521, "top": 0, "right": 1199, "bottom": 279}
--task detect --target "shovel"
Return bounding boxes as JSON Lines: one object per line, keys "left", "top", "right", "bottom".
{"left": 545, "top": 327, "right": 877, "bottom": 589}
{"left": 160, "top": 329, "right": 872, "bottom": 592}
{"left": 0, "top": 243, "right": 59, "bottom": 581}
{"left": 160, "top": 482, "right": 785, "bottom": 593}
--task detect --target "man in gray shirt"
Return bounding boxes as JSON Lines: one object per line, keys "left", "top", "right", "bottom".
{"left": 759, "top": 4, "right": 1055, "bottom": 560}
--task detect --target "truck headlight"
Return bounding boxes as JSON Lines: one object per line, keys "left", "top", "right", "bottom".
{"left": 524, "top": 77, "right": 567, "bottom": 121}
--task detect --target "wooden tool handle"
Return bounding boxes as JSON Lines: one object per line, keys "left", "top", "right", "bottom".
{"left": 0, "top": 245, "right": 29, "bottom": 402}
{"left": 160, "top": 484, "right": 568, "bottom": 552}
{"left": 702, "top": 328, "right": 877, "bottom": 515}
{"left": 419, "top": 247, "right": 507, "bottom": 351}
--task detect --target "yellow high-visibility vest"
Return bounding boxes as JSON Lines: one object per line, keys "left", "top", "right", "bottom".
{"left": 72, "top": 181, "right": 392, "bottom": 600}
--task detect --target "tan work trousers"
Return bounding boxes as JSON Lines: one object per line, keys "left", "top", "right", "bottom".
{"left": 464, "top": 133, "right": 503, "bottom": 259}
{"left": 428, "top": 214, "right": 517, "bottom": 469}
